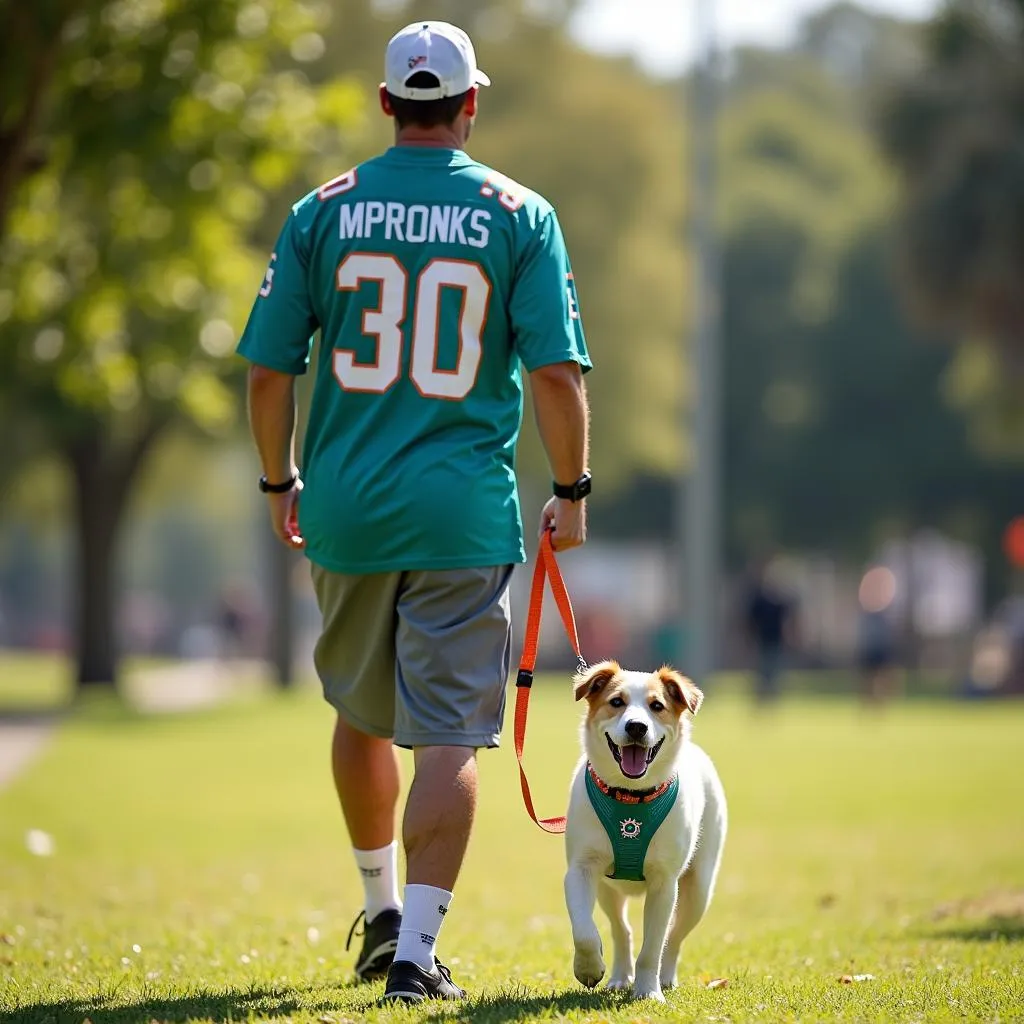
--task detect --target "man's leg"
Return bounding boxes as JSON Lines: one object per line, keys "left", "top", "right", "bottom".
{"left": 310, "top": 565, "right": 404, "bottom": 978}
{"left": 403, "top": 746, "right": 477, "bottom": 890}
{"left": 332, "top": 716, "right": 402, "bottom": 919}
{"left": 389, "top": 746, "right": 477, "bottom": 974}
{"left": 383, "top": 566, "right": 512, "bottom": 1001}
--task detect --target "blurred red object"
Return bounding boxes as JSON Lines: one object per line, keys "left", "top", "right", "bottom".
{"left": 1004, "top": 516, "right": 1024, "bottom": 568}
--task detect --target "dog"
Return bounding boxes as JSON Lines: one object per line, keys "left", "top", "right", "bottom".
{"left": 564, "top": 661, "right": 727, "bottom": 1002}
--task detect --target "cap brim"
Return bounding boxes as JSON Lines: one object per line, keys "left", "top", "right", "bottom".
{"left": 475, "top": 69, "right": 491, "bottom": 87}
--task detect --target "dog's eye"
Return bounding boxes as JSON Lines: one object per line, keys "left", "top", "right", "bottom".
{"left": 649, "top": 700, "right": 665, "bottom": 712}
{"left": 609, "top": 696, "right": 626, "bottom": 708}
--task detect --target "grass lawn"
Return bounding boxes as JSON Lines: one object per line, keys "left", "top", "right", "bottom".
{"left": 1, "top": 662, "right": 1022, "bottom": 1023}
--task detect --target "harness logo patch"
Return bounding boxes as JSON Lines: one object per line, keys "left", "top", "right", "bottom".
{"left": 620, "top": 817, "right": 642, "bottom": 840}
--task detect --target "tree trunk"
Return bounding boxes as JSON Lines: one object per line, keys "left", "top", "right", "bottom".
{"left": 70, "top": 453, "right": 120, "bottom": 688}
{"left": 66, "top": 420, "right": 165, "bottom": 691}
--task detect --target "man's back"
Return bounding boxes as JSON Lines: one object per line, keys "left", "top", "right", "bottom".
{"left": 238, "top": 146, "right": 589, "bottom": 573}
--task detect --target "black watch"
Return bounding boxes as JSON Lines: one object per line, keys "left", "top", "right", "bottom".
{"left": 553, "top": 471, "right": 592, "bottom": 503}
{"left": 259, "top": 472, "right": 299, "bottom": 494}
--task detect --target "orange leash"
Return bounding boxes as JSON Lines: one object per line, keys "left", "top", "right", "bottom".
{"left": 513, "top": 530, "right": 587, "bottom": 834}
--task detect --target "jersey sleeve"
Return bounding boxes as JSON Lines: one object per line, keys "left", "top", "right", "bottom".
{"left": 509, "top": 211, "right": 593, "bottom": 374}
{"left": 236, "top": 211, "right": 318, "bottom": 375}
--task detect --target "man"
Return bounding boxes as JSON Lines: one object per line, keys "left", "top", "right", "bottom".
{"left": 743, "top": 557, "right": 796, "bottom": 705}
{"left": 236, "top": 20, "right": 592, "bottom": 1005}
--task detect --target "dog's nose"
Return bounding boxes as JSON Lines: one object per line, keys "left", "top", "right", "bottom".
{"left": 625, "top": 720, "right": 648, "bottom": 740}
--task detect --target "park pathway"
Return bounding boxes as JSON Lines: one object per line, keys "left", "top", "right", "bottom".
{"left": 0, "top": 715, "right": 58, "bottom": 790}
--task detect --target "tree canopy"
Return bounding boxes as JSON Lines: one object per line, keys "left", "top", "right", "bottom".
{"left": 0, "top": 0, "right": 363, "bottom": 684}
{"left": 879, "top": 0, "right": 1024, "bottom": 446}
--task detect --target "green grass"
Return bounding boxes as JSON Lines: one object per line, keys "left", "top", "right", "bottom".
{"left": 0, "top": 652, "right": 77, "bottom": 710}
{"left": 1, "top": 663, "right": 1022, "bottom": 1023}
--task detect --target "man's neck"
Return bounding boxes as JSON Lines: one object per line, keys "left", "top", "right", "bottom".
{"left": 394, "top": 126, "right": 465, "bottom": 150}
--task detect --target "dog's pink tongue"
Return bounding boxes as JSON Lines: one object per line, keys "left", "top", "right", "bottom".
{"left": 621, "top": 744, "right": 647, "bottom": 778}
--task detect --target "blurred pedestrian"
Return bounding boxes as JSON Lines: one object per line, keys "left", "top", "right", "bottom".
{"left": 856, "top": 566, "right": 901, "bottom": 705}
{"left": 743, "top": 558, "right": 796, "bottom": 705}
{"left": 236, "top": 20, "right": 591, "bottom": 1004}
{"left": 216, "top": 583, "right": 255, "bottom": 663}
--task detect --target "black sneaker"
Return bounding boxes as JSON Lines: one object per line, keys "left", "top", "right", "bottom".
{"left": 382, "top": 958, "right": 466, "bottom": 1003}
{"left": 346, "top": 908, "right": 401, "bottom": 982}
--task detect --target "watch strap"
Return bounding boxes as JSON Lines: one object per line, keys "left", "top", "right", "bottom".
{"left": 260, "top": 473, "right": 299, "bottom": 494}
{"left": 553, "top": 472, "right": 592, "bottom": 502}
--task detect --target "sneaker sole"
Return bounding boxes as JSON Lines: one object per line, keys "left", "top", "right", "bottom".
{"left": 355, "top": 939, "right": 398, "bottom": 982}
{"left": 381, "top": 989, "right": 426, "bottom": 1004}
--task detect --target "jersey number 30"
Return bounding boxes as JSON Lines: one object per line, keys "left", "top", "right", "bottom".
{"left": 334, "top": 253, "right": 490, "bottom": 401}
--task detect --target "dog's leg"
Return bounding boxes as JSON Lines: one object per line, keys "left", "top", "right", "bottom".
{"left": 596, "top": 881, "right": 632, "bottom": 990}
{"left": 632, "top": 879, "right": 677, "bottom": 1002}
{"left": 660, "top": 818, "right": 726, "bottom": 989}
{"left": 565, "top": 863, "right": 605, "bottom": 987}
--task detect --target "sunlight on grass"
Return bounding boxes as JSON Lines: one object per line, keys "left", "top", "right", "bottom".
{"left": 1, "top": 661, "right": 1022, "bottom": 1022}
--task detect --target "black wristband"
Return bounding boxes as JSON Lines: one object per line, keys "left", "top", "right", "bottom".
{"left": 553, "top": 471, "right": 592, "bottom": 503}
{"left": 259, "top": 473, "right": 299, "bottom": 494}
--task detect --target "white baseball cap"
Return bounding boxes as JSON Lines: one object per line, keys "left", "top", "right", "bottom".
{"left": 384, "top": 21, "right": 491, "bottom": 101}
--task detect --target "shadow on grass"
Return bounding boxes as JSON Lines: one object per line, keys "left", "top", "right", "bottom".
{"left": 932, "top": 914, "right": 1024, "bottom": 943}
{"left": 421, "top": 985, "right": 628, "bottom": 1024}
{"left": 0, "top": 984, "right": 374, "bottom": 1024}
{"left": 0, "top": 984, "right": 623, "bottom": 1024}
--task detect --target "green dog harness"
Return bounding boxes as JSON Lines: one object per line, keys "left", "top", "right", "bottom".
{"left": 584, "top": 764, "right": 680, "bottom": 881}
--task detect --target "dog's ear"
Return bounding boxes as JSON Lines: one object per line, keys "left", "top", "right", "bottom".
{"left": 573, "top": 661, "right": 621, "bottom": 702}
{"left": 658, "top": 667, "right": 703, "bottom": 716}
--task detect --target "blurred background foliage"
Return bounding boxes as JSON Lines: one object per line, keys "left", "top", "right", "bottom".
{"left": 0, "top": 0, "right": 1020, "bottom": 688}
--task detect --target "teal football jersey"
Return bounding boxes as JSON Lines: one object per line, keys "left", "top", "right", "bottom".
{"left": 237, "top": 146, "right": 591, "bottom": 573}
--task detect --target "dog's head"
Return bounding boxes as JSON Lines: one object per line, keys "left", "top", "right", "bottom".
{"left": 574, "top": 661, "right": 703, "bottom": 788}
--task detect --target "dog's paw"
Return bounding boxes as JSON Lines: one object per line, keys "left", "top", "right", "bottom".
{"left": 632, "top": 974, "right": 665, "bottom": 1002}
{"left": 659, "top": 972, "right": 677, "bottom": 991}
{"left": 605, "top": 975, "right": 633, "bottom": 992}
{"left": 573, "top": 942, "right": 605, "bottom": 988}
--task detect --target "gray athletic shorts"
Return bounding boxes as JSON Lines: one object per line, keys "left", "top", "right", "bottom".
{"left": 310, "top": 563, "right": 514, "bottom": 749}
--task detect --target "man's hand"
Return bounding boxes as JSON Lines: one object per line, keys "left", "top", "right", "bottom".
{"left": 267, "top": 481, "right": 305, "bottom": 549}
{"left": 540, "top": 496, "right": 586, "bottom": 552}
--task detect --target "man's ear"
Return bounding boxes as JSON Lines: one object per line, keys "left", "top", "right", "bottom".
{"left": 657, "top": 667, "right": 704, "bottom": 716}
{"left": 573, "top": 661, "right": 621, "bottom": 702}
{"left": 379, "top": 83, "right": 393, "bottom": 116}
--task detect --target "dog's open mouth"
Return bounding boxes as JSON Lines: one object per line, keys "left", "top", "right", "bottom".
{"left": 606, "top": 734, "right": 664, "bottom": 779}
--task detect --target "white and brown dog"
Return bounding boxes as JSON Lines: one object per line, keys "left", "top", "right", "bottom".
{"left": 564, "top": 661, "right": 727, "bottom": 1002}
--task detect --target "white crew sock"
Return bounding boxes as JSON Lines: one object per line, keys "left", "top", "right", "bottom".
{"left": 352, "top": 842, "right": 402, "bottom": 922}
{"left": 394, "top": 883, "right": 452, "bottom": 970}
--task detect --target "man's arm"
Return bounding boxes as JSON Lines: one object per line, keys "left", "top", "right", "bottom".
{"left": 247, "top": 364, "right": 304, "bottom": 548}
{"left": 529, "top": 361, "right": 588, "bottom": 551}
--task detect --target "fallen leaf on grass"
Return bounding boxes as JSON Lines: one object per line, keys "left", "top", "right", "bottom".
{"left": 705, "top": 977, "right": 729, "bottom": 989}
{"left": 839, "top": 973, "right": 875, "bottom": 983}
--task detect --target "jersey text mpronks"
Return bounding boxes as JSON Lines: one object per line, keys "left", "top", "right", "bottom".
{"left": 339, "top": 202, "right": 491, "bottom": 248}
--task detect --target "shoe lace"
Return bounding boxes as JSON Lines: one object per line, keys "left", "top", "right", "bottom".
{"left": 434, "top": 959, "right": 454, "bottom": 984}
{"left": 345, "top": 910, "right": 366, "bottom": 952}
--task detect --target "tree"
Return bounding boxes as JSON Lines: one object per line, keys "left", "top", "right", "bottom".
{"left": 878, "top": 0, "right": 1024, "bottom": 445}
{"left": 0, "top": 0, "right": 363, "bottom": 687}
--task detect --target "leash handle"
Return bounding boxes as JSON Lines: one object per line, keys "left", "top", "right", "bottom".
{"left": 513, "top": 530, "right": 586, "bottom": 835}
